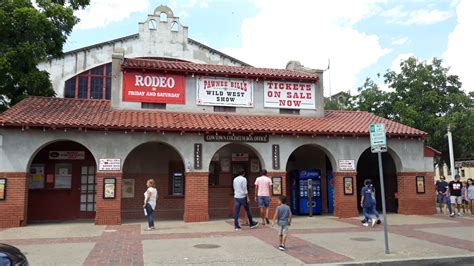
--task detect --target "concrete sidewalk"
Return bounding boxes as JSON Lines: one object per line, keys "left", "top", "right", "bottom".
{"left": 0, "top": 214, "right": 473, "bottom": 265}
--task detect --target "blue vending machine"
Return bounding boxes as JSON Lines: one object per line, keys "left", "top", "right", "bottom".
{"left": 298, "top": 169, "right": 322, "bottom": 215}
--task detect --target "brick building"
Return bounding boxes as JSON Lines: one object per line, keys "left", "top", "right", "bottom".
{"left": 0, "top": 6, "right": 436, "bottom": 228}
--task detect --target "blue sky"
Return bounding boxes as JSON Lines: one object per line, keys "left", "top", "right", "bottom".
{"left": 66, "top": 0, "right": 473, "bottom": 96}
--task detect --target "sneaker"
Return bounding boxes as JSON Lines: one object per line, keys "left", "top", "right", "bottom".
{"left": 362, "top": 222, "right": 369, "bottom": 227}
{"left": 235, "top": 227, "right": 242, "bottom": 231}
{"left": 457, "top": 212, "right": 463, "bottom": 216}
{"left": 376, "top": 220, "right": 381, "bottom": 225}
{"left": 250, "top": 222, "right": 259, "bottom": 229}
{"left": 371, "top": 219, "right": 376, "bottom": 227}
{"left": 266, "top": 217, "right": 270, "bottom": 224}
{"left": 449, "top": 213, "right": 455, "bottom": 217}
{"left": 144, "top": 227, "right": 154, "bottom": 231}
{"left": 278, "top": 245, "right": 285, "bottom": 251}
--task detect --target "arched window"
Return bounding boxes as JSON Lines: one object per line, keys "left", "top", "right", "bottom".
{"left": 171, "top": 21, "right": 179, "bottom": 32}
{"left": 149, "top": 19, "right": 156, "bottom": 29}
{"left": 64, "top": 63, "right": 112, "bottom": 100}
{"left": 160, "top": 12, "right": 167, "bottom": 22}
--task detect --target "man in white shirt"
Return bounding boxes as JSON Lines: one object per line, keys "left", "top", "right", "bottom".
{"left": 233, "top": 170, "right": 258, "bottom": 230}
{"left": 255, "top": 169, "right": 272, "bottom": 225}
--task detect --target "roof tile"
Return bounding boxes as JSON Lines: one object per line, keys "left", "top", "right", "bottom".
{"left": 0, "top": 97, "right": 427, "bottom": 137}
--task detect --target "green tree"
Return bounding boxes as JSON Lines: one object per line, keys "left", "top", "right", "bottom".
{"left": 355, "top": 57, "right": 472, "bottom": 164}
{"left": 0, "top": 0, "right": 90, "bottom": 112}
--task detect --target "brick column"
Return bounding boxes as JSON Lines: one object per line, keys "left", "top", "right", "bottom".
{"left": 0, "top": 172, "right": 28, "bottom": 228}
{"left": 184, "top": 172, "right": 209, "bottom": 222}
{"left": 95, "top": 172, "right": 122, "bottom": 225}
{"left": 397, "top": 172, "right": 436, "bottom": 215}
{"left": 333, "top": 172, "right": 358, "bottom": 218}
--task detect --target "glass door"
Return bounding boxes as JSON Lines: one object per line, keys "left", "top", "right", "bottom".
{"left": 79, "top": 166, "right": 96, "bottom": 218}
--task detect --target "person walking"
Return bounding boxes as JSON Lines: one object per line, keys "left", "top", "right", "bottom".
{"left": 233, "top": 170, "right": 258, "bottom": 231}
{"left": 143, "top": 179, "right": 158, "bottom": 231}
{"left": 448, "top": 174, "right": 464, "bottom": 216}
{"left": 272, "top": 195, "right": 292, "bottom": 251}
{"left": 435, "top": 176, "right": 449, "bottom": 215}
{"left": 360, "top": 179, "right": 381, "bottom": 227}
{"left": 467, "top": 178, "right": 473, "bottom": 215}
{"left": 254, "top": 169, "right": 272, "bottom": 225}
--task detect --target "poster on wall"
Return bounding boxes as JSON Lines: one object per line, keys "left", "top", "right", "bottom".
{"left": 122, "top": 72, "right": 186, "bottom": 104}
{"left": 264, "top": 81, "right": 316, "bottom": 109}
{"left": 122, "top": 179, "right": 135, "bottom": 198}
{"left": 339, "top": 160, "right": 355, "bottom": 171}
{"left": 416, "top": 176, "right": 425, "bottom": 194}
{"left": 196, "top": 76, "right": 254, "bottom": 107}
{"left": 220, "top": 158, "right": 231, "bottom": 173}
{"left": 272, "top": 176, "right": 282, "bottom": 196}
{"left": 55, "top": 164, "right": 72, "bottom": 188}
{"left": 104, "top": 178, "right": 116, "bottom": 199}
{"left": 29, "top": 164, "right": 45, "bottom": 189}
{"left": 99, "top": 159, "right": 121, "bottom": 171}
{"left": 0, "top": 178, "right": 6, "bottom": 200}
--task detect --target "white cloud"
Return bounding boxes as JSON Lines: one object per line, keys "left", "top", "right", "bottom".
{"left": 382, "top": 6, "right": 452, "bottom": 25}
{"left": 390, "top": 53, "right": 415, "bottom": 73}
{"left": 391, "top": 37, "right": 409, "bottom": 45}
{"left": 443, "top": 0, "right": 474, "bottom": 92}
{"left": 75, "top": 0, "right": 150, "bottom": 30}
{"left": 222, "top": 0, "right": 391, "bottom": 96}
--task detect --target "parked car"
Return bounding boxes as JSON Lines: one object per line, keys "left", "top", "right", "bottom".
{"left": 0, "top": 243, "right": 28, "bottom": 266}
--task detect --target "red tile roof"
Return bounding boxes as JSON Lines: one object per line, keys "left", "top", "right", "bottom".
{"left": 0, "top": 97, "right": 427, "bottom": 138}
{"left": 121, "top": 58, "right": 320, "bottom": 82}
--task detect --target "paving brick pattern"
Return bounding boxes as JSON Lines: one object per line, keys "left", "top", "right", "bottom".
{"left": 1, "top": 215, "right": 472, "bottom": 265}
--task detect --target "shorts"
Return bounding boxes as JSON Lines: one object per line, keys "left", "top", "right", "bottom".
{"left": 278, "top": 225, "right": 289, "bottom": 236}
{"left": 437, "top": 194, "right": 448, "bottom": 204}
{"left": 450, "top": 196, "right": 462, "bottom": 204}
{"left": 258, "top": 196, "right": 270, "bottom": 208}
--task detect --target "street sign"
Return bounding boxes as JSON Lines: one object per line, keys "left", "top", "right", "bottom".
{"left": 370, "top": 123, "right": 387, "bottom": 153}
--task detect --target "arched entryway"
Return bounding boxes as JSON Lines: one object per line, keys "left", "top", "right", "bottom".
{"left": 121, "top": 142, "right": 184, "bottom": 220}
{"left": 285, "top": 145, "right": 335, "bottom": 216}
{"left": 356, "top": 148, "right": 398, "bottom": 212}
{"left": 27, "top": 141, "right": 97, "bottom": 222}
{"left": 208, "top": 143, "right": 263, "bottom": 218}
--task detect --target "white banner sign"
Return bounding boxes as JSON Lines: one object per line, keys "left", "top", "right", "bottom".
{"left": 99, "top": 159, "right": 121, "bottom": 171}
{"left": 49, "top": 151, "right": 85, "bottom": 160}
{"left": 264, "top": 81, "right": 316, "bottom": 109}
{"left": 339, "top": 159, "right": 356, "bottom": 171}
{"left": 196, "top": 76, "right": 254, "bottom": 107}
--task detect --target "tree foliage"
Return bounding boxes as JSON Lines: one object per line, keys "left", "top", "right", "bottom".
{"left": 0, "top": 0, "right": 90, "bottom": 112}
{"left": 351, "top": 57, "right": 473, "bottom": 164}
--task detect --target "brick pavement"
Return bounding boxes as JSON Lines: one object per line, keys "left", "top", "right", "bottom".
{"left": 0, "top": 214, "right": 472, "bottom": 265}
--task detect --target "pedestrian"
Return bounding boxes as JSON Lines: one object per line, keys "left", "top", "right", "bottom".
{"left": 360, "top": 179, "right": 381, "bottom": 227}
{"left": 254, "top": 169, "right": 272, "bottom": 225}
{"left": 448, "top": 174, "right": 464, "bottom": 216}
{"left": 435, "top": 175, "right": 449, "bottom": 215}
{"left": 233, "top": 170, "right": 258, "bottom": 231}
{"left": 143, "top": 179, "right": 158, "bottom": 231}
{"left": 467, "top": 179, "right": 474, "bottom": 215}
{"left": 461, "top": 180, "right": 468, "bottom": 214}
{"left": 272, "top": 195, "right": 292, "bottom": 251}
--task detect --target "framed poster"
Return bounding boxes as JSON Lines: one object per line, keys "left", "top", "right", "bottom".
{"left": 103, "top": 178, "right": 116, "bottom": 199}
{"left": 54, "top": 163, "right": 72, "bottom": 189}
{"left": 0, "top": 178, "right": 6, "bottom": 200}
{"left": 122, "top": 179, "right": 135, "bottom": 198}
{"left": 343, "top": 177, "right": 353, "bottom": 195}
{"left": 272, "top": 176, "right": 282, "bottom": 196}
{"left": 250, "top": 158, "right": 260, "bottom": 173}
{"left": 220, "top": 158, "right": 231, "bottom": 173}
{"left": 172, "top": 173, "right": 184, "bottom": 196}
{"left": 416, "top": 176, "right": 425, "bottom": 194}
{"left": 29, "top": 164, "right": 45, "bottom": 189}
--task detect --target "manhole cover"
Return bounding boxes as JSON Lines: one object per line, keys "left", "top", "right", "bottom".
{"left": 193, "top": 244, "right": 221, "bottom": 249}
{"left": 350, "top": 237, "right": 375, "bottom": 242}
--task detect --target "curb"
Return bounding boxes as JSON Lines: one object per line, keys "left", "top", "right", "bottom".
{"left": 335, "top": 255, "right": 474, "bottom": 266}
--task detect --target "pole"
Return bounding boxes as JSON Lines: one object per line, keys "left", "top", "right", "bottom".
{"left": 378, "top": 152, "right": 390, "bottom": 254}
{"left": 447, "top": 125, "right": 456, "bottom": 178}
{"left": 308, "top": 179, "right": 313, "bottom": 217}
